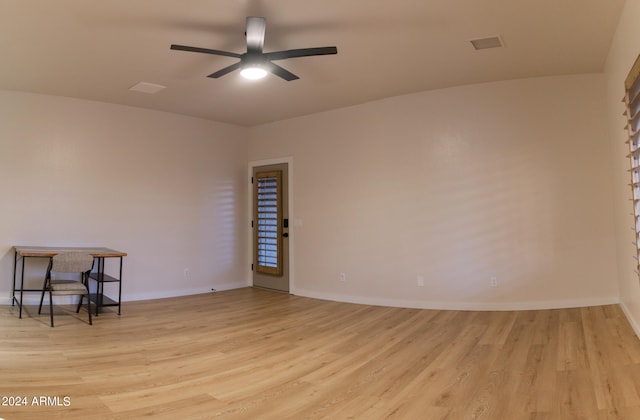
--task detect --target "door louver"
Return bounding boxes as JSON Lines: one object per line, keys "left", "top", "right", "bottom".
{"left": 255, "top": 171, "right": 282, "bottom": 275}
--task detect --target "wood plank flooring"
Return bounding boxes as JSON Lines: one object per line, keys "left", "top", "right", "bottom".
{"left": 2, "top": 288, "right": 640, "bottom": 419}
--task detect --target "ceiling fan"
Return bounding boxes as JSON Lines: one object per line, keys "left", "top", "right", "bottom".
{"left": 170, "top": 16, "right": 338, "bottom": 81}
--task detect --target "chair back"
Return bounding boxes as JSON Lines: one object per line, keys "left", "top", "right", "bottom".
{"left": 51, "top": 252, "right": 94, "bottom": 273}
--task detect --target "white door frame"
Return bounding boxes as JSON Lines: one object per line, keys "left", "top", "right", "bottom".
{"left": 247, "top": 156, "right": 294, "bottom": 293}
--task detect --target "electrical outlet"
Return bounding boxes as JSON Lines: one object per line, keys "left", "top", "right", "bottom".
{"left": 184, "top": 268, "right": 190, "bottom": 279}
{"left": 339, "top": 272, "right": 346, "bottom": 282}
{"left": 417, "top": 275, "right": 425, "bottom": 287}
{"left": 490, "top": 276, "right": 497, "bottom": 287}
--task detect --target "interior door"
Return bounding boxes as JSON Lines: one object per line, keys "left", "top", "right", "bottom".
{"left": 253, "top": 163, "right": 289, "bottom": 292}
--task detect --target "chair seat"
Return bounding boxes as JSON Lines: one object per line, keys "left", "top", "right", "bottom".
{"left": 50, "top": 280, "right": 89, "bottom": 294}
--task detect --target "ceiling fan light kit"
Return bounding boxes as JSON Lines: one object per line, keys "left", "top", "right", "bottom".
{"left": 240, "top": 66, "right": 268, "bottom": 80}
{"left": 170, "top": 16, "right": 337, "bottom": 81}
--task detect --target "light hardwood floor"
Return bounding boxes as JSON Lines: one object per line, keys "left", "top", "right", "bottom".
{"left": 2, "top": 288, "right": 640, "bottom": 419}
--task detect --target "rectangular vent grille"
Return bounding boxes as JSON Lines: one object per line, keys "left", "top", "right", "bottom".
{"left": 470, "top": 36, "right": 504, "bottom": 50}
{"left": 129, "top": 82, "right": 166, "bottom": 94}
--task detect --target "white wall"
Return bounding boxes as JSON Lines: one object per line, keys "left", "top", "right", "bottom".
{"left": 604, "top": 0, "right": 640, "bottom": 335}
{"left": 248, "top": 74, "right": 619, "bottom": 310}
{"left": 0, "top": 91, "right": 248, "bottom": 303}
{"left": 1, "top": 52, "right": 625, "bottom": 313}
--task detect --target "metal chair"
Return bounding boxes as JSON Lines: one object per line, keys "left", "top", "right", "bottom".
{"left": 38, "top": 252, "right": 94, "bottom": 327}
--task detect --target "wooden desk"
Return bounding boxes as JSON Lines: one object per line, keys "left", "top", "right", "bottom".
{"left": 12, "top": 246, "right": 127, "bottom": 319}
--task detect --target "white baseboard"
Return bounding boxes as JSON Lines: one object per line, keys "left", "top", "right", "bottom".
{"left": 619, "top": 301, "right": 640, "bottom": 339}
{"left": 5, "top": 285, "right": 622, "bottom": 314}
{"left": 4, "top": 294, "right": 83, "bottom": 306}
{"left": 122, "top": 280, "right": 249, "bottom": 302}
{"left": 3, "top": 280, "right": 250, "bottom": 305}
{"left": 291, "top": 288, "right": 621, "bottom": 311}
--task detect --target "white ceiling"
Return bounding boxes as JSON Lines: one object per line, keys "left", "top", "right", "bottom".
{"left": 0, "top": 0, "right": 626, "bottom": 126}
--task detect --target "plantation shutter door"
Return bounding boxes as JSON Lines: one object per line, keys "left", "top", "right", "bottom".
{"left": 624, "top": 54, "right": 640, "bottom": 273}
{"left": 254, "top": 171, "right": 283, "bottom": 275}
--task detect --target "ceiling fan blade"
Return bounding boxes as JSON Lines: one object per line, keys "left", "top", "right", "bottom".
{"left": 265, "top": 62, "right": 299, "bottom": 81}
{"left": 246, "top": 17, "right": 266, "bottom": 54}
{"left": 264, "top": 46, "right": 337, "bottom": 61}
{"left": 207, "top": 62, "right": 243, "bottom": 78}
{"left": 170, "top": 44, "right": 241, "bottom": 59}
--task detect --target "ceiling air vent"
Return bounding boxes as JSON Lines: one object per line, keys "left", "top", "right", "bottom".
{"left": 129, "top": 82, "right": 166, "bottom": 94}
{"left": 469, "top": 36, "right": 504, "bottom": 50}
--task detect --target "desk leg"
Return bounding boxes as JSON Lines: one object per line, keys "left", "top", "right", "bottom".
{"left": 96, "top": 257, "right": 104, "bottom": 316}
{"left": 11, "top": 250, "right": 17, "bottom": 306}
{"left": 19, "top": 255, "right": 26, "bottom": 319}
{"left": 118, "top": 256, "right": 122, "bottom": 315}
